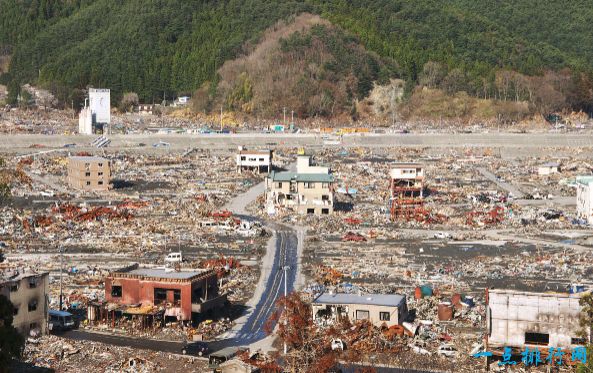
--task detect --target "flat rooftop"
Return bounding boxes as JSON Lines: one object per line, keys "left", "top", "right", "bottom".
{"left": 269, "top": 171, "right": 333, "bottom": 183}
{"left": 68, "top": 156, "right": 108, "bottom": 162}
{"left": 576, "top": 176, "right": 593, "bottom": 185}
{"left": 111, "top": 264, "right": 211, "bottom": 281}
{"left": 313, "top": 292, "right": 406, "bottom": 307}
{"left": 392, "top": 162, "right": 423, "bottom": 168}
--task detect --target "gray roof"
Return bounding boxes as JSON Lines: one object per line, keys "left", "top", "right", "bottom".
{"left": 269, "top": 171, "right": 334, "bottom": 183}
{"left": 540, "top": 162, "right": 560, "bottom": 167}
{"left": 69, "top": 156, "right": 108, "bottom": 162}
{"left": 313, "top": 293, "right": 406, "bottom": 307}
{"left": 126, "top": 268, "right": 205, "bottom": 280}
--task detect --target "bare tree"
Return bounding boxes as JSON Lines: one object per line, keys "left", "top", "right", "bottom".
{"left": 119, "top": 92, "right": 139, "bottom": 113}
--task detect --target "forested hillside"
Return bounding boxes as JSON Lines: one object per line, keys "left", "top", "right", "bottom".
{"left": 1, "top": 0, "right": 592, "bottom": 117}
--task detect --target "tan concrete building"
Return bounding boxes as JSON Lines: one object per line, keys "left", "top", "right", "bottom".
{"left": 0, "top": 270, "right": 49, "bottom": 336}
{"left": 265, "top": 155, "right": 334, "bottom": 215}
{"left": 312, "top": 293, "right": 408, "bottom": 328}
{"left": 487, "top": 288, "right": 588, "bottom": 350}
{"left": 67, "top": 156, "right": 111, "bottom": 191}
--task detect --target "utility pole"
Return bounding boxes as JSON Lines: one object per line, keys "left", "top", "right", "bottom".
{"left": 59, "top": 246, "right": 64, "bottom": 310}
{"left": 283, "top": 265, "right": 290, "bottom": 355}
{"left": 220, "top": 106, "right": 223, "bottom": 132}
{"left": 283, "top": 107, "right": 286, "bottom": 126}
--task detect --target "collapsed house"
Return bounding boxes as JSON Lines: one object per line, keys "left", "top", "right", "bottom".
{"left": 236, "top": 146, "right": 272, "bottom": 174}
{"left": 0, "top": 269, "right": 49, "bottom": 337}
{"left": 265, "top": 154, "right": 334, "bottom": 215}
{"left": 104, "top": 264, "right": 226, "bottom": 324}
{"left": 576, "top": 176, "right": 593, "bottom": 224}
{"left": 67, "top": 156, "right": 111, "bottom": 191}
{"left": 312, "top": 292, "right": 408, "bottom": 328}
{"left": 486, "top": 288, "right": 588, "bottom": 353}
{"left": 389, "top": 162, "right": 424, "bottom": 221}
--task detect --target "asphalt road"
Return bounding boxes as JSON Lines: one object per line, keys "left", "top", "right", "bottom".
{"left": 209, "top": 227, "right": 298, "bottom": 350}
{"left": 60, "top": 329, "right": 184, "bottom": 354}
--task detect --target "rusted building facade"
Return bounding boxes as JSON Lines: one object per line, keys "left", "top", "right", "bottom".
{"left": 104, "top": 264, "right": 226, "bottom": 323}
{"left": 389, "top": 162, "right": 424, "bottom": 220}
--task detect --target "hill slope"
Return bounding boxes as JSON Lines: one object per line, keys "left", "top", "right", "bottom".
{"left": 1, "top": 0, "right": 592, "bottom": 114}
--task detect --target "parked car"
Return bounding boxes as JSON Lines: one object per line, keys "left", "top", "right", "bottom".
{"left": 437, "top": 344, "right": 457, "bottom": 357}
{"left": 164, "top": 252, "right": 183, "bottom": 264}
{"left": 331, "top": 339, "right": 345, "bottom": 351}
{"left": 434, "top": 232, "right": 451, "bottom": 239}
{"left": 182, "top": 341, "right": 209, "bottom": 356}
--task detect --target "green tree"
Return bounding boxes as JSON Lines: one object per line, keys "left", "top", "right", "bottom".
{"left": 0, "top": 294, "right": 25, "bottom": 372}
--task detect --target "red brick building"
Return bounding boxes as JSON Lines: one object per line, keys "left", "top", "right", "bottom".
{"left": 104, "top": 264, "right": 226, "bottom": 322}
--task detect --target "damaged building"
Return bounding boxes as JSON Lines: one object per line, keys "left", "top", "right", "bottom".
{"left": 312, "top": 293, "right": 408, "bottom": 328}
{"left": 236, "top": 146, "right": 272, "bottom": 174}
{"left": 576, "top": 176, "right": 593, "bottom": 224}
{"left": 486, "top": 288, "right": 588, "bottom": 352}
{"left": 0, "top": 270, "right": 49, "bottom": 337}
{"left": 104, "top": 264, "right": 227, "bottom": 324}
{"left": 389, "top": 162, "right": 424, "bottom": 220}
{"left": 67, "top": 156, "right": 111, "bottom": 191}
{"left": 265, "top": 154, "right": 334, "bottom": 215}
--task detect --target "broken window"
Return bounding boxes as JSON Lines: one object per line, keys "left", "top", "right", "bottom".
{"left": 240, "top": 156, "right": 246, "bottom": 161}
{"left": 111, "top": 285, "right": 122, "bottom": 297}
{"left": 379, "top": 312, "right": 390, "bottom": 321}
{"left": 10, "top": 283, "right": 18, "bottom": 292}
{"left": 572, "top": 337, "right": 586, "bottom": 345}
{"left": 28, "top": 300, "right": 38, "bottom": 312}
{"left": 86, "top": 181, "right": 91, "bottom": 186}
{"left": 193, "top": 288, "right": 203, "bottom": 303}
{"left": 173, "top": 290, "right": 181, "bottom": 303}
{"left": 98, "top": 181, "right": 104, "bottom": 185}
{"left": 525, "top": 332, "right": 549, "bottom": 345}
{"left": 13, "top": 306, "right": 19, "bottom": 316}
{"left": 154, "top": 288, "right": 167, "bottom": 303}
{"left": 322, "top": 208, "right": 329, "bottom": 215}
{"left": 356, "top": 310, "right": 369, "bottom": 320}
{"left": 28, "top": 278, "right": 37, "bottom": 288}
{"left": 322, "top": 195, "right": 329, "bottom": 201}
{"left": 307, "top": 208, "right": 315, "bottom": 214}
{"left": 98, "top": 172, "right": 103, "bottom": 176}
{"left": 85, "top": 172, "right": 91, "bottom": 177}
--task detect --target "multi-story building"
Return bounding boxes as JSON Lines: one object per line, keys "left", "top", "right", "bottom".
{"left": 0, "top": 270, "right": 49, "bottom": 336}
{"left": 389, "top": 162, "right": 424, "bottom": 220}
{"left": 265, "top": 154, "right": 334, "bottom": 215}
{"left": 79, "top": 88, "right": 111, "bottom": 135}
{"left": 577, "top": 176, "right": 593, "bottom": 224}
{"left": 312, "top": 293, "right": 408, "bottom": 328}
{"left": 67, "top": 156, "right": 111, "bottom": 191}
{"left": 236, "top": 146, "right": 272, "bottom": 174}
{"left": 486, "top": 288, "right": 587, "bottom": 351}
{"left": 104, "top": 264, "right": 226, "bottom": 323}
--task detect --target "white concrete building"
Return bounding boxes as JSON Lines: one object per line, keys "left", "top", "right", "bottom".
{"left": 236, "top": 146, "right": 272, "bottom": 174}
{"left": 538, "top": 162, "right": 560, "bottom": 176}
{"left": 312, "top": 293, "right": 408, "bottom": 328}
{"left": 79, "top": 88, "right": 111, "bottom": 135}
{"left": 487, "top": 289, "right": 588, "bottom": 350}
{"left": 577, "top": 176, "right": 593, "bottom": 224}
{"left": 296, "top": 154, "right": 329, "bottom": 174}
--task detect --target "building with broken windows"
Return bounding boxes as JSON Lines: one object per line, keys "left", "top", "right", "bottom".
{"left": 236, "top": 146, "right": 272, "bottom": 174}
{"left": 67, "top": 156, "right": 111, "bottom": 191}
{"left": 312, "top": 293, "right": 408, "bottom": 328}
{"left": 389, "top": 162, "right": 424, "bottom": 220}
{"left": 486, "top": 289, "right": 588, "bottom": 352}
{"left": 265, "top": 154, "right": 334, "bottom": 215}
{"left": 576, "top": 176, "right": 593, "bottom": 224}
{"left": 0, "top": 270, "right": 49, "bottom": 337}
{"left": 104, "top": 264, "right": 226, "bottom": 323}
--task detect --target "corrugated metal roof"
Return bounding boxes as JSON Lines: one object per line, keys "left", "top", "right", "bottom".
{"left": 269, "top": 171, "right": 333, "bottom": 183}
{"left": 313, "top": 292, "right": 406, "bottom": 307}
